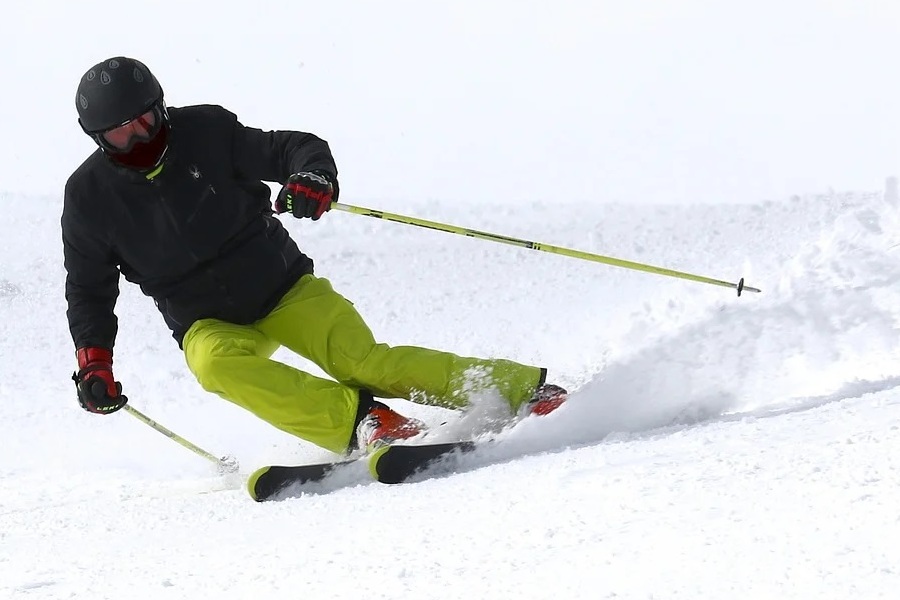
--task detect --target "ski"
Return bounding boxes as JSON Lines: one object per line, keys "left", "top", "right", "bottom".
{"left": 369, "top": 440, "right": 476, "bottom": 484}
{"left": 247, "top": 459, "right": 360, "bottom": 502}
{"left": 247, "top": 440, "right": 478, "bottom": 501}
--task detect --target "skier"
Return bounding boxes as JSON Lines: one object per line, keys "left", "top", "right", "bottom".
{"left": 64, "top": 56, "right": 567, "bottom": 456}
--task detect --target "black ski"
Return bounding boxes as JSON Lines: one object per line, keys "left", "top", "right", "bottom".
{"left": 247, "top": 440, "right": 478, "bottom": 501}
{"left": 369, "top": 440, "right": 476, "bottom": 484}
{"left": 247, "top": 459, "right": 358, "bottom": 502}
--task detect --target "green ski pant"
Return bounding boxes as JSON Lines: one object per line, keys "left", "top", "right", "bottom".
{"left": 182, "top": 274, "right": 544, "bottom": 453}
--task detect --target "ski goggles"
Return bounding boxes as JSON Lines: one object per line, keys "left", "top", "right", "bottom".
{"left": 99, "top": 107, "right": 161, "bottom": 153}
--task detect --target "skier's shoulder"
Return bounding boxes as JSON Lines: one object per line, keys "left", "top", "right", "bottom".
{"left": 65, "top": 150, "right": 110, "bottom": 207}
{"left": 169, "top": 103, "right": 239, "bottom": 129}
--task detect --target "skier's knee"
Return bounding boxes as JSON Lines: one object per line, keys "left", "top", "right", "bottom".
{"left": 189, "top": 339, "right": 249, "bottom": 390}
{"left": 189, "top": 353, "right": 230, "bottom": 392}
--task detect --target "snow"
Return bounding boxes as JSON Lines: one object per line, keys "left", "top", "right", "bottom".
{"left": 3, "top": 1, "right": 900, "bottom": 598}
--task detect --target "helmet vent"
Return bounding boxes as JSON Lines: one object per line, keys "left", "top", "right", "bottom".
{"left": 79, "top": 94, "right": 88, "bottom": 109}
{"left": 100, "top": 71, "right": 111, "bottom": 85}
{"left": 133, "top": 68, "right": 144, "bottom": 83}
{"left": 109, "top": 59, "right": 120, "bottom": 68}
{"left": 86, "top": 70, "right": 95, "bottom": 81}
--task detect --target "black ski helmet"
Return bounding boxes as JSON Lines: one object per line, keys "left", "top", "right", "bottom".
{"left": 76, "top": 57, "right": 163, "bottom": 133}
{"left": 76, "top": 56, "right": 170, "bottom": 172}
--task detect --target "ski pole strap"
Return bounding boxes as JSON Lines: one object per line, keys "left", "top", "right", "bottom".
{"left": 329, "top": 202, "right": 761, "bottom": 295}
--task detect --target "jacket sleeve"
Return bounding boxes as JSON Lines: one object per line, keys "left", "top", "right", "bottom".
{"left": 62, "top": 182, "right": 120, "bottom": 351}
{"left": 228, "top": 111, "right": 339, "bottom": 187}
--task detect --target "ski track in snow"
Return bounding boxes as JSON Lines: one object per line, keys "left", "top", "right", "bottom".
{"left": 2, "top": 189, "right": 900, "bottom": 599}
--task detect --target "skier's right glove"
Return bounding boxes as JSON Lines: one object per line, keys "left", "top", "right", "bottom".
{"left": 72, "top": 347, "right": 128, "bottom": 414}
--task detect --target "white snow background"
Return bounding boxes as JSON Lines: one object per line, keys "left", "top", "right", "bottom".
{"left": 2, "top": 1, "right": 900, "bottom": 599}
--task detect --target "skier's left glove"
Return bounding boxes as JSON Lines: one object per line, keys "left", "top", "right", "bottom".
{"left": 72, "top": 347, "right": 128, "bottom": 415}
{"left": 274, "top": 171, "right": 337, "bottom": 220}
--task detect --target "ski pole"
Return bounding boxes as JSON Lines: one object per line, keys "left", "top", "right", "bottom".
{"left": 330, "top": 202, "right": 761, "bottom": 295}
{"left": 123, "top": 404, "right": 239, "bottom": 474}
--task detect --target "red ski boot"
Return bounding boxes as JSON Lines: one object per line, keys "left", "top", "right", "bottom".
{"left": 354, "top": 400, "right": 426, "bottom": 453}
{"left": 524, "top": 383, "right": 568, "bottom": 416}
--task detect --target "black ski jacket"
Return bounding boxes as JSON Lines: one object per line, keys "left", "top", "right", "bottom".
{"left": 62, "top": 104, "right": 337, "bottom": 349}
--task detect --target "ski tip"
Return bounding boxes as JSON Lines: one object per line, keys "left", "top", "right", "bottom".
{"left": 367, "top": 445, "right": 391, "bottom": 481}
{"left": 246, "top": 466, "right": 271, "bottom": 502}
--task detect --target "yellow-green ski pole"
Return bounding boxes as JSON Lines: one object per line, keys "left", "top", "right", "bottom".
{"left": 123, "top": 405, "right": 239, "bottom": 474}
{"left": 330, "top": 202, "right": 760, "bottom": 295}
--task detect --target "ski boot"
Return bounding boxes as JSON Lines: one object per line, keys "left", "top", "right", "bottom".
{"left": 353, "top": 392, "right": 426, "bottom": 453}
{"left": 524, "top": 383, "right": 568, "bottom": 416}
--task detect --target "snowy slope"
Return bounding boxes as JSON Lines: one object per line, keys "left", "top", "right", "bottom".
{"left": 3, "top": 187, "right": 900, "bottom": 599}
{"left": 3, "top": 1, "right": 900, "bottom": 598}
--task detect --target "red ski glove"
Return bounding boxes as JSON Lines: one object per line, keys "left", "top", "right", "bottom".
{"left": 274, "top": 171, "right": 336, "bottom": 220}
{"left": 73, "top": 347, "right": 128, "bottom": 414}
